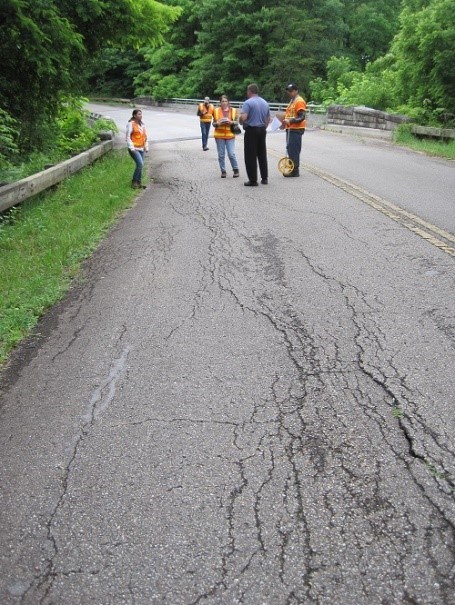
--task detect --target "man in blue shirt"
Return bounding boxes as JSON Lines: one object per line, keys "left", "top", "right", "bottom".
{"left": 239, "top": 83, "right": 271, "bottom": 186}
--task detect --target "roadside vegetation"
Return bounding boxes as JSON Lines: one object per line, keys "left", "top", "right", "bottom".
{"left": 393, "top": 124, "right": 455, "bottom": 160}
{"left": 0, "top": 151, "right": 140, "bottom": 366}
{"left": 0, "top": 99, "right": 119, "bottom": 185}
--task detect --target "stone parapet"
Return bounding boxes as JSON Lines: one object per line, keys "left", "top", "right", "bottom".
{"left": 327, "top": 105, "right": 410, "bottom": 131}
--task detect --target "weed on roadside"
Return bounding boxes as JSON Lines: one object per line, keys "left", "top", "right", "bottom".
{"left": 0, "top": 150, "right": 139, "bottom": 366}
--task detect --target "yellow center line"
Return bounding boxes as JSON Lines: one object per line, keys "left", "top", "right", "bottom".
{"left": 267, "top": 145, "right": 455, "bottom": 257}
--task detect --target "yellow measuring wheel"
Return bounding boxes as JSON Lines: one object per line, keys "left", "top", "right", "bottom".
{"left": 278, "top": 157, "right": 294, "bottom": 176}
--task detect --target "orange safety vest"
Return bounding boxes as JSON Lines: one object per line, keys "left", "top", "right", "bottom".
{"left": 129, "top": 121, "right": 147, "bottom": 148}
{"left": 284, "top": 95, "right": 307, "bottom": 129}
{"left": 213, "top": 107, "right": 237, "bottom": 139}
{"left": 198, "top": 102, "right": 215, "bottom": 122}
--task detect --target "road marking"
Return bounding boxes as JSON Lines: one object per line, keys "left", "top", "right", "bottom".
{"left": 267, "top": 147, "right": 455, "bottom": 257}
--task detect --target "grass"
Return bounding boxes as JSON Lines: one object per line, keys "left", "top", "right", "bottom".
{"left": 0, "top": 150, "right": 141, "bottom": 366}
{"left": 394, "top": 128, "right": 455, "bottom": 160}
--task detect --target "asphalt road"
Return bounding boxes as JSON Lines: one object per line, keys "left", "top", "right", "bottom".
{"left": 0, "top": 105, "right": 454, "bottom": 604}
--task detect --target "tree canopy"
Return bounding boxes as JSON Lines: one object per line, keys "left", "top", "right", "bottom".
{"left": 133, "top": 0, "right": 402, "bottom": 102}
{"left": 0, "top": 0, "right": 180, "bottom": 151}
{"left": 1, "top": 0, "right": 453, "bottom": 157}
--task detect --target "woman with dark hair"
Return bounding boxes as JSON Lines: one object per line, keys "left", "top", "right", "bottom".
{"left": 126, "top": 109, "right": 148, "bottom": 188}
{"left": 212, "top": 95, "right": 240, "bottom": 178}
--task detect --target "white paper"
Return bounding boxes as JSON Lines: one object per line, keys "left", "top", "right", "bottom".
{"left": 269, "top": 116, "right": 282, "bottom": 132}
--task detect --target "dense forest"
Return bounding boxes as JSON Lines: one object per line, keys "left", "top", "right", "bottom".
{"left": 88, "top": 0, "right": 454, "bottom": 123}
{"left": 1, "top": 0, "right": 454, "bottom": 160}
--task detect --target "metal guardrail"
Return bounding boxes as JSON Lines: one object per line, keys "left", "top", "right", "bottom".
{"left": 133, "top": 97, "right": 326, "bottom": 114}
{"left": 0, "top": 138, "right": 114, "bottom": 213}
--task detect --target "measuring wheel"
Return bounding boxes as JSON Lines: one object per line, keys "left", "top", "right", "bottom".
{"left": 278, "top": 157, "right": 294, "bottom": 176}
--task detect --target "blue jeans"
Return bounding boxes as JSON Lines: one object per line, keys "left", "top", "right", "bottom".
{"left": 128, "top": 149, "right": 145, "bottom": 183}
{"left": 215, "top": 138, "right": 239, "bottom": 172}
{"left": 286, "top": 129, "right": 305, "bottom": 172}
{"left": 200, "top": 122, "right": 211, "bottom": 148}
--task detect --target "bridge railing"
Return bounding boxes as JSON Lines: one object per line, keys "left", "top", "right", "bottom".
{"left": 133, "top": 97, "right": 326, "bottom": 114}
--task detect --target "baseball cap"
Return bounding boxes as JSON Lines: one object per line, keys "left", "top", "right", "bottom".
{"left": 286, "top": 83, "right": 298, "bottom": 91}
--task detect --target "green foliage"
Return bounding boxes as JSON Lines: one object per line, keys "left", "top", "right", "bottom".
{"left": 391, "top": 0, "right": 455, "bottom": 118}
{"left": 0, "top": 97, "right": 119, "bottom": 183}
{"left": 308, "top": 0, "right": 454, "bottom": 124}
{"left": 309, "top": 56, "right": 359, "bottom": 104}
{"left": 56, "top": 97, "right": 119, "bottom": 157}
{"left": 394, "top": 123, "right": 455, "bottom": 159}
{"left": 337, "top": 58, "right": 398, "bottom": 109}
{"left": 0, "top": 0, "right": 179, "bottom": 154}
{"left": 56, "top": 98, "right": 97, "bottom": 156}
{"left": 135, "top": 0, "right": 366, "bottom": 101}
{"left": 53, "top": 0, "right": 180, "bottom": 52}
{"left": 130, "top": 0, "right": 405, "bottom": 102}
{"left": 0, "top": 150, "right": 138, "bottom": 366}
{"left": 0, "top": 109, "right": 19, "bottom": 168}
{"left": 0, "top": 0, "right": 84, "bottom": 151}
{"left": 344, "top": 0, "right": 401, "bottom": 64}
{"left": 91, "top": 118, "right": 119, "bottom": 135}
{"left": 85, "top": 48, "right": 149, "bottom": 98}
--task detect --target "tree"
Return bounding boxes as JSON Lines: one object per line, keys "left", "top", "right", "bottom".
{"left": 134, "top": 0, "right": 199, "bottom": 99}
{"left": 343, "top": 0, "right": 401, "bottom": 66}
{"left": 0, "top": 0, "right": 84, "bottom": 150}
{"left": 85, "top": 49, "right": 149, "bottom": 98}
{"left": 391, "top": 0, "right": 455, "bottom": 118}
{"left": 0, "top": 0, "right": 180, "bottom": 151}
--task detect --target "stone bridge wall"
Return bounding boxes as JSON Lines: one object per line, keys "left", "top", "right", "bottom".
{"left": 327, "top": 105, "right": 410, "bottom": 131}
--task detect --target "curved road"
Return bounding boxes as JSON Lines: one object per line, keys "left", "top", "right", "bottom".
{"left": 0, "top": 104, "right": 454, "bottom": 604}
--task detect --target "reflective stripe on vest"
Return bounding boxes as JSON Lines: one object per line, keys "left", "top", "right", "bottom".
{"left": 285, "top": 95, "right": 307, "bottom": 129}
{"left": 213, "top": 107, "right": 237, "bottom": 139}
{"left": 130, "top": 122, "right": 147, "bottom": 148}
{"left": 199, "top": 103, "right": 214, "bottom": 122}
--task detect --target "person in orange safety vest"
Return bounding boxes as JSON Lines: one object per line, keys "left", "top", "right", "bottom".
{"left": 126, "top": 109, "right": 149, "bottom": 188}
{"left": 197, "top": 96, "right": 215, "bottom": 150}
{"left": 281, "top": 83, "right": 307, "bottom": 177}
{"left": 212, "top": 95, "right": 240, "bottom": 178}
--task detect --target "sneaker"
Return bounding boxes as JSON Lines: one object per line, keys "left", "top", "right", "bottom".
{"left": 233, "top": 169, "right": 239, "bottom": 178}
{"left": 283, "top": 171, "right": 299, "bottom": 178}
{"left": 221, "top": 171, "right": 227, "bottom": 178}
{"left": 203, "top": 147, "right": 209, "bottom": 151}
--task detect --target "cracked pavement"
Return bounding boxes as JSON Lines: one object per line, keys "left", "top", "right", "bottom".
{"left": 0, "top": 132, "right": 454, "bottom": 604}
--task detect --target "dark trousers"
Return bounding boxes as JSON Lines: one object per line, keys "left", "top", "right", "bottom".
{"left": 244, "top": 126, "right": 268, "bottom": 183}
{"left": 286, "top": 129, "right": 305, "bottom": 173}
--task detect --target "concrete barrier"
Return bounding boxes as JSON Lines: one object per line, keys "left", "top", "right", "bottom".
{"left": 327, "top": 105, "right": 410, "bottom": 131}
{"left": 411, "top": 125, "right": 455, "bottom": 140}
{"left": 0, "top": 138, "right": 114, "bottom": 213}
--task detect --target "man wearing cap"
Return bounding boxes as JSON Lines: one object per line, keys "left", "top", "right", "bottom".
{"left": 197, "top": 96, "right": 215, "bottom": 151}
{"left": 239, "top": 83, "right": 271, "bottom": 186}
{"left": 281, "top": 83, "right": 307, "bottom": 177}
